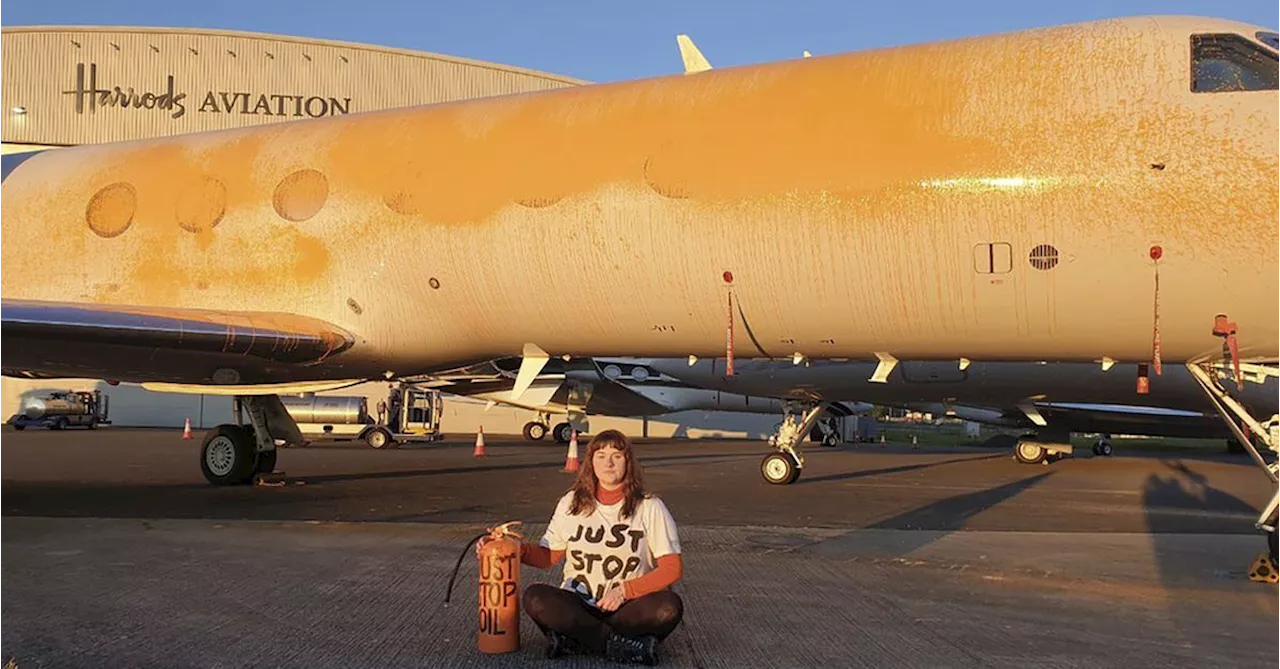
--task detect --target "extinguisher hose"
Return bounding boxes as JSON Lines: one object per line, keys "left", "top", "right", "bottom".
{"left": 444, "top": 532, "right": 489, "bottom": 605}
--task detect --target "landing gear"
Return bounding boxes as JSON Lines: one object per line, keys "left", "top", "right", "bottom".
{"left": 200, "top": 425, "right": 257, "bottom": 485}
{"left": 553, "top": 422, "right": 574, "bottom": 444}
{"left": 1185, "top": 358, "right": 1279, "bottom": 571}
{"left": 198, "top": 395, "right": 302, "bottom": 486}
{"left": 255, "top": 448, "right": 278, "bottom": 474}
{"left": 1014, "top": 439, "right": 1047, "bottom": 465}
{"left": 524, "top": 412, "right": 553, "bottom": 441}
{"left": 808, "top": 418, "right": 841, "bottom": 447}
{"left": 1091, "top": 435, "right": 1113, "bottom": 457}
{"left": 761, "top": 452, "right": 800, "bottom": 485}
{"left": 762, "top": 403, "right": 831, "bottom": 484}
{"left": 523, "top": 421, "right": 548, "bottom": 441}
{"left": 1013, "top": 434, "right": 1072, "bottom": 465}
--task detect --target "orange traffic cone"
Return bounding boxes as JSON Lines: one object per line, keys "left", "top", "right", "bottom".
{"left": 473, "top": 426, "right": 486, "bottom": 457}
{"left": 563, "top": 430, "right": 579, "bottom": 472}
{"left": 182, "top": 418, "right": 193, "bottom": 440}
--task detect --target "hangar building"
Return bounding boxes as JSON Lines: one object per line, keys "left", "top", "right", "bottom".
{"left": 0, "top": 26, "right": 782, "bottom": 440}
{"left": 2, "top": 25, "right": 585, "bottom": 152}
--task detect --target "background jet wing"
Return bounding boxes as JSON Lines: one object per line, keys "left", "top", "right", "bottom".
{"left": 0, "top": 300, "right": 355, "bottom": 368}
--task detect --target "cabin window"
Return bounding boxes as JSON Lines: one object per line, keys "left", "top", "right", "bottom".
{"left": 1191, "top": 33, "right": 1278, "bottom": 92}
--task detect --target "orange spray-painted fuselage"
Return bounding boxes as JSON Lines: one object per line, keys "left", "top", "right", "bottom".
{"left": 1, "top": 16, "right": 1275, "bottom": 386}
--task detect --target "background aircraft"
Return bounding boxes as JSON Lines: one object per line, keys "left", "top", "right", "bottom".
{"left": 422, "top": 357, "right": 868, "bottom": 443}
{"left": 436, "top": 355, "right": 1277, "bottom": 474}
{"left": 645, "top": 357, "right": 1278, "bottom": 475}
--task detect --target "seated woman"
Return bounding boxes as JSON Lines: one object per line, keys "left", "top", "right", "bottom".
{"left": 520, "top": 429, "right": 684, "bottom": 665}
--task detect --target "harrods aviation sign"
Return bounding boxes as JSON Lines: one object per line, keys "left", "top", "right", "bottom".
{"left": 62, "top": 63, "right": 353, "bottom": 120}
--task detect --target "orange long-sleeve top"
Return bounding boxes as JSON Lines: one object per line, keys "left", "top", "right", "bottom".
{"left": 521, "top": 485, "right": 683, "bottom": 600}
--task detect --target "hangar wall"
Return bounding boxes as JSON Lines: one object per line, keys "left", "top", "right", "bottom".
{"left": 1, "top": 25, "right": 585, "bottom": 148}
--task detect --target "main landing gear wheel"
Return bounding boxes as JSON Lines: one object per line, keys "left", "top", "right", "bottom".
{"left": 200, "top": 425, "right": 257, "bottom": 486}
{"left": 761, "top": 452, "right": 800, "bottom": 485}
{"left": 523, "top": 421, "right": 548, "bottom": 441}
{"left": 1092, "top": 441, "right": 1113, "bottom": 457}
{"left": 553, "top": 422, "right": 574, "bottom": 444}
{"left": 1014, "top": 440, "right": 1048, "bottom": 465}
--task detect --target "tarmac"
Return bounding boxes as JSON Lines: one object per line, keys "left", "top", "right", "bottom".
{"left": 2, "top": 428, "right": 1277, "bottom": 668}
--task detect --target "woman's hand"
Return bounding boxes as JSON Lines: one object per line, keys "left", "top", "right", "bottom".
{"left": 598, "top": 584, "right": 627, "bottom": 612}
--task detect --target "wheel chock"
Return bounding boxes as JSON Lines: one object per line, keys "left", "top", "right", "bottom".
{"left": 254, "top": 472, "right": 288, "bottom": 487}
{"left": 1247, "top": 553, "right": 1278, "bottom": 584}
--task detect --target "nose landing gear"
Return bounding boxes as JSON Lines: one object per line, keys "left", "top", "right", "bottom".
{"left": 1186, "top": 359, "right": 1278, "bottom": 580}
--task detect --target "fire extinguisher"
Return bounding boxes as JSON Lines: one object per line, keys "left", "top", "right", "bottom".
{"left": 445, "top": 521, "right": 524, "bottom": 654}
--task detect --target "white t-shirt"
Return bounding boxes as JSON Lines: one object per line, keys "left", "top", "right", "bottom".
{"left": 540, "top": 491, "right": 681, "bottom": 603}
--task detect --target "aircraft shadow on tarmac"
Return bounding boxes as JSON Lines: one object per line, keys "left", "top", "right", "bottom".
{"left": 866, "top": 472, "right": 1055, "bottom": 532}
{"left": 791, "top": 454, "right": 1005, "bottom": 485}
{"left": 1141, "top": 459, "right": 1276, "bottom": 647}
{"left": 1141, "top": 460, "right": 1262, "bottom": 516}
{"left": 799, "top": 472, "right": 1056, "bottom": 559}
{"left": 298, "top": 450, "right": 762, "bottom": 485}
{"left": 0, "top": 449, "right": 767, "bottom": 521}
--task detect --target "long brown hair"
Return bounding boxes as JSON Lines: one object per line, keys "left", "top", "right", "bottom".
{"left": 568, "top": 429, "right": 646, "bottom": 519}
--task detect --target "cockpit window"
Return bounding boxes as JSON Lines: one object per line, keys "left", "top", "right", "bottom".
{"left": 1258, "top": 31, "right": 1279, "bottom": 51}
{"left": 1191, "top": 33, "right": 1278, "bottom": 92}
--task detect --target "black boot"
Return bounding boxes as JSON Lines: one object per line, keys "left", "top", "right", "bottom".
{"left": 605, "top": 633, "right": 658, "bottom": 665}
{"left": 545, "top": 630, "right": 587, "bottom": 659}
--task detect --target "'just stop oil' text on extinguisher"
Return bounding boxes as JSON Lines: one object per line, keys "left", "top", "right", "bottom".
{"left": 445, "top": 521, "right": 524, "bottom": 654}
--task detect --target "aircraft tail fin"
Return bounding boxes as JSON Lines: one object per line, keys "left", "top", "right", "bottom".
{"left": 676, "top": 34, "right": 713, "bottom": 74}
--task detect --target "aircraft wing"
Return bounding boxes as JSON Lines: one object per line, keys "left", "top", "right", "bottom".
{"left": 904, "top": 400, "right": 1234, "bottom": 440}
{"left": 437, "top": 378, "right": 568, "bottom": 412}
{"left": 1, "top": 299, "right": 357, "bottom": 386}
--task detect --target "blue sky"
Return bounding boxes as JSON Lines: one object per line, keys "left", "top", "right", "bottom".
{"left": 3, "top": 0, "right": 1276, "bottom": 82}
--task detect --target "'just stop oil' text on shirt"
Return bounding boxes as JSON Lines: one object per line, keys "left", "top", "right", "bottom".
{"left": 539, "top": 491, "right": 681, "bottom": 602}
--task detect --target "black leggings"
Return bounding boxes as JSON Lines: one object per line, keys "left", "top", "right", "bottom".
{"left": 523, "top": 583, "right": 683, "bottom": 652}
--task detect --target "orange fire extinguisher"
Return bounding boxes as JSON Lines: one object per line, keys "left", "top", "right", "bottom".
{"left": 445, "top": 521, "right": 524, "bottom": 654}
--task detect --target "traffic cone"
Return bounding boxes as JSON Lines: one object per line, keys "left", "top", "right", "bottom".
{"left": 911, "top": 434, "right": 919, "bottom": 450}
{"left": 182, "top": 418, "right": 193, "bottom": 440}
{"left": 473, "top": 426, "right": 486, "bottom": 457}
{"left": 563, "top": 430, "right": 580, "bottom": 472}
{"left": 879, "top": 434, "right": 886, "bottom": 447}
